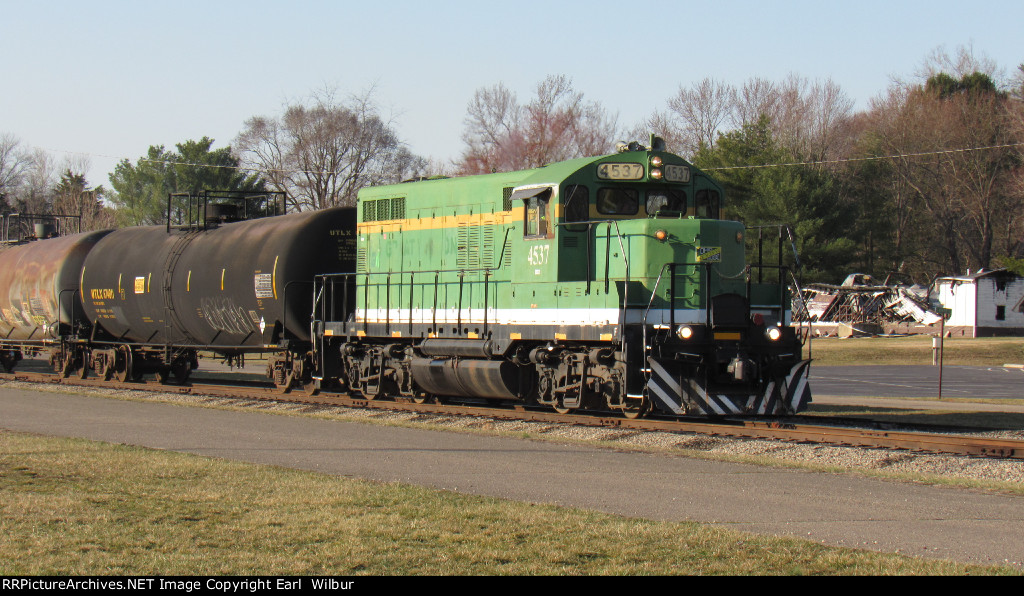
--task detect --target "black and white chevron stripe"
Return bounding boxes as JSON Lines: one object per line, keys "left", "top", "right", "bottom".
{"left": 647, "top": 357, "right": 813, "bottom": 416}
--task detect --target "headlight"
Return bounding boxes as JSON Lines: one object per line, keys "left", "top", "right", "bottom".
{"left": 650, "top": 168, "right": 663, "bottom": 180}
{"left": 676, "top": 326, "right": 694, "bottom": 340}
{"left": 651, "top": 156, "right": 663, "bottom": 167}
{"left": 766, "top": 327, "right": 782, "bottom": 341}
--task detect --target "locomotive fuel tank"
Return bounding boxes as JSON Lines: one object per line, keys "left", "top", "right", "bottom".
{"left": 0, "top": 230, "right": 113, "bottom": 341}
{"left": 80, "top": 207, "right": 356, "bottom": 350}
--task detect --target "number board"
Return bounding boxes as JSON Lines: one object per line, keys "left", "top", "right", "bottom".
{"left": 597, "top": 163, "right": 644, "bottom": 180}
{"left": 664, "top": 164, "right": 690, "bottom": 182}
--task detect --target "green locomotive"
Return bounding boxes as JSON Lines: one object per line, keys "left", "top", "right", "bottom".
{"left": 312, "top": 136, "right": 811, "bottom": 417}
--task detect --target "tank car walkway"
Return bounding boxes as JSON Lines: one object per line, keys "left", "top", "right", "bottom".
{"left": 2, "top": 385, "right": 1023, "bottom": 570}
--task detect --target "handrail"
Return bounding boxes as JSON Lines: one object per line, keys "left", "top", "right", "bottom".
{"left": 313, "top": 266, "right": 502, "bottom": 343}
{"left": 312, "top": 228, "right": 516, "bottom": 343}
{"left": 555, "top": 219, "right": 630, "bottom": 353}
{"left": 642, "top": 261, "right": 792, "bottom": 329}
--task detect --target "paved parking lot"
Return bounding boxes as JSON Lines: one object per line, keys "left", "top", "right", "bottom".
{"left": 810, "top": 365, "right": 1024, "bottom": 399}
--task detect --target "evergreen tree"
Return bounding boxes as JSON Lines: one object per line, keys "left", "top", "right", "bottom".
{"left": 108, "top": 137, "right": 263, "bottom": 226}
{"left": 693, "top": 116, "right": 861, "bottom": 283}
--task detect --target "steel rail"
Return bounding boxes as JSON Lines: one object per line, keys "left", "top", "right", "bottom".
{"left": 2, "top": 370, "right": 1022, "bottom": 460}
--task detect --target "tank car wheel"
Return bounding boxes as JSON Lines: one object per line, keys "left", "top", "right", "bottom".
{"left": 412, "top": 394, "right": 435, "bottom": 405}
{"left": 60, "top": 353, "right": 76, "bottom": 379}
{"left": 114, "top": 346, "right": 133, "bottom": 383}
{"left": 76, "top": 360, "right": 89, "bottom": 380}
{"left": 0, "top": 350, "right": 20, "bottom": 373}
{"left": 172, "top": 363, "right": 192, "bottom": 385}
{"left": 276, "top": 371, "right": 295, "bottom": 394}
{"left": 302, "top": 379, "right": 320, "bottom": 396}
{"left": 154, "top": 368, "right": 170, "bottom": 385}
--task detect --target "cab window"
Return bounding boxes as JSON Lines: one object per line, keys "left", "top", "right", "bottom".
{"left": 695, "top": 189, "right": 721, "bottom": 219}
{"left": 646, "top": 190, "right": 686, "bottom": 215}
{"left": 525, "top": 191, "right": 551, "bottom": 238}
{"left": 596, "top": 188, "right": 639, "bottom": 215}
{"left": 562, "top": 185, "right": 589, "bottom": 223}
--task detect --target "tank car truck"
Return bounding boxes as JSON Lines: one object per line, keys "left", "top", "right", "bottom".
{"left": 311, "top": 136, "right": 812, "bottom": 417}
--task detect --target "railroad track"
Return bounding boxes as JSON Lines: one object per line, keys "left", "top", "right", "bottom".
{"left": 2, "top": 369, "right": 1022, "bottom": 460}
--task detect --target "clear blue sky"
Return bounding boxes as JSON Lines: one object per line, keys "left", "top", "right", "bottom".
{"left": 2, "top": 0, "right": 1022, "bottom": 186}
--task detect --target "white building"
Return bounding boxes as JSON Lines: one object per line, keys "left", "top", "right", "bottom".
{"left": 932, "top": 269, "right": 1024, "bottom": 337}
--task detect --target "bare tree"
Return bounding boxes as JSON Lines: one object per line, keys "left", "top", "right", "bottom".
{"left": 914, "top": 44, "right": 1003, "bottom": 84}
{"left": 663, "top": 78, "right": 736, "bottom": 156}
{"left": 1012, "top": 63, "right": 1024, "bottom": 101}
{"left": 652, "top": 75, "right": 854, "bottom": 164}
{"left": 236, "top": 89, "right": 426, "bottom": 211}
{"left": 804, "top": 78, "right": 857, "bottom": 162}
{"left": 731, "top": 77, "right": 781, "bottom": 130}
{"left": 866, "top": 72, "right": 1023, "bottom": 274}
{"left": 746, "top": 74, "right": 854, "bottom": 163}
{"left": 16, "top": 148, "right": 58, "bottom": 214}
{"left": 458, "top": 75, "right": 620, "bottom": 174}
{"left": 0, "top": 134, "right": 31, "bottom": 210}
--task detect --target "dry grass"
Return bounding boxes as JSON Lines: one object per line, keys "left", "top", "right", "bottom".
{"left": 806, "top": 336, "right": 1024, "bottom": 367}
{"left": 1, "top": 431, "right": 1014, "bottom": 576}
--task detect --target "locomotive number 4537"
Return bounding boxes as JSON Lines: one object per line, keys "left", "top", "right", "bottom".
{"left": 527, "top": 244, "right": 550, "bottom": 266}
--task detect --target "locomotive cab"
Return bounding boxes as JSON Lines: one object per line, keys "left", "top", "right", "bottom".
{"left": 520, "top": 139, "right": 810, "bottom": 416}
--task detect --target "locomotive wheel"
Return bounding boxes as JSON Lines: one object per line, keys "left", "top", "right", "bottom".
{"left": 621, "top": 396, "right": 651, "bottom": 419}
{"left": 552, "top": 396, "right": 576, "bottom": 415}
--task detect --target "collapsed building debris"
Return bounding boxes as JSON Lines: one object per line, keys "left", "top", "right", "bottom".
{"left": 792, "top": 273, "right": 944, "bottom": 337}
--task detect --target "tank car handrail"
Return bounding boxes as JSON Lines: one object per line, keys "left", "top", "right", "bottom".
{"left": 57, "top": 288, "right": 85, "bottom": 339}
{"left": 166, "top": 190, "right": 288, "bottom": 232}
